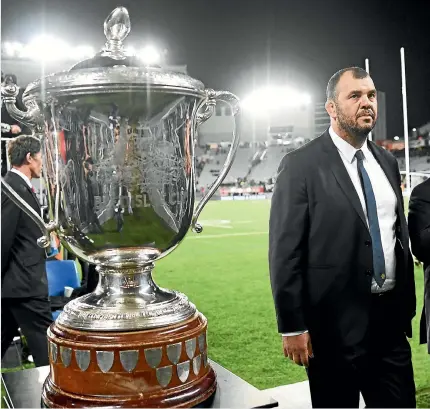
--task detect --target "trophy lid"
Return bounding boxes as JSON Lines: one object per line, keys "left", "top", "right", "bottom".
{"left": 24, "top": 6, "right": 205, "bottom": 101}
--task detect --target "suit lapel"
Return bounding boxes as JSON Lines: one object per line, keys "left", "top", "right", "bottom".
{"left": 320, "top": 131, "right": 368, "bottom": 230}
{"left": 7, "top": 172, "right": 41, "bottom": 211}
{"left": 25, "top": 184, "right": 41, "bottom": 211}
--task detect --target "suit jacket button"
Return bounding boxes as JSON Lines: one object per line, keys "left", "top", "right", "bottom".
{"left": 365, "top": 240, "right": 371, "bottom": 246}
{"left": 365, "top": 269, "right": 372, "bottom": 276}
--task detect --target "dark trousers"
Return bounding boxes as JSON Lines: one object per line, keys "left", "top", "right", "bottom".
{"left": 1, "top": 297, "right": 52, "bottom": 367}
{"left": 307, "top": 293, "right": 416, "bottom": 408}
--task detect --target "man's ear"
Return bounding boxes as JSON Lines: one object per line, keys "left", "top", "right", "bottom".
{"left": 25, "top": 152, "right": 32, "bottom": 164}
{"left": 325, "top": 100, "right": 336, "bottom": 120}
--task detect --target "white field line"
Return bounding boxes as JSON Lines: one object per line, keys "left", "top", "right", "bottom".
{"left": 196, "top": 220, "right": 253, "bottom": 229}
{"left": 187, "top": 231, "right": 267, "bottom": 240}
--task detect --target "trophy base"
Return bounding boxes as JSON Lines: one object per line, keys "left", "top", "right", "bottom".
{"left": 41, "top": 312, "right": 216, "bottom": 408}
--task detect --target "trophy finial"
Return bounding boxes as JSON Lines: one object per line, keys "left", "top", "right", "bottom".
{"left": 102, "top": 6, "right": 130, "bottom": 60}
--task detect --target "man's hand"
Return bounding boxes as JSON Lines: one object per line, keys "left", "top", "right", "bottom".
{"left": 282, "top": 333, "right": 313, "bottom": 367}
{"left": 11, "top": 125, "right": 21, "bottom": 134}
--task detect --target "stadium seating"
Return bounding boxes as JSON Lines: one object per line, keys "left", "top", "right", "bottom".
{"left": 248, "top": 146, "right": 287, "bottom": 181}
{"left": 46, "top": 260, "right": 80, "bottom": 320}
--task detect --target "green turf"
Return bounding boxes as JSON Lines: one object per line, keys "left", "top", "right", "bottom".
{"left": 2, "top": 199, "right": 429, "bottom": 407}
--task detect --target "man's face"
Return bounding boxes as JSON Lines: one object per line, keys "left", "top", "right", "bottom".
{"left": 328, "top": 71, "right": 378, "bottom": 139}
{"left": 29, "top": 151, "right": 43, "bottom": 178}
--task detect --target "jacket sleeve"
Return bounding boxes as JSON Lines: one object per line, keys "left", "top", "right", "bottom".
{"left": 269, "top": 154, "right": 309, "bottom": 333}
{"left": 391, "top": 155, "right": 417, "bottom": 330}
{"left": 1, "top": 192, "right": 20, "bottom": 273}
{"left": 408, "top": 183, "right": 430, "bottom": 265}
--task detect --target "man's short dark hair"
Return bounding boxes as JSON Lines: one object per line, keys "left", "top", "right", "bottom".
{"left": 8, "top": 135, "right": 41, "bottom": 167}
{"left": 326, "top": 67, "right": 369, "bottom": 101}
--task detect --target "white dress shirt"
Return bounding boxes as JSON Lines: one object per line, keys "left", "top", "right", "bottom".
{"left": 329, "top": 127, "right": 397, "bottom": 293}
{"left": 283, "top": 128, "right": 398, "bottom": 336}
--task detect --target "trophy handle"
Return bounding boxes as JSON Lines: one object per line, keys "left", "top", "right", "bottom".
{"left": 1, "top": 83, "right": 45, "bottom": 133}
{"left": 191, "top": 90, "right": 240, "bottom": 233}
{"left": 1, "top": 83, "right": 57, "bottom": 248}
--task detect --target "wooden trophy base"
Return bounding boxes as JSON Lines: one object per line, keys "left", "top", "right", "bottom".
{"left": 41, "top": 312, "right": 216, "bottom": 408}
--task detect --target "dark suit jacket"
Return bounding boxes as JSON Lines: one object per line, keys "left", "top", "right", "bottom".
{"left": 408, "top": 178, "right": 430, "bottom": 350}
{"left": 1, "top": 171, "right": 48, "bottom": 298}
{"left": 269, "top": 130, "right": 416, "bottom": 360}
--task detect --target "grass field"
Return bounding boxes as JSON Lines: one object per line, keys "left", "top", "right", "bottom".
{"left": 2, "top": 199, "right": 429, "bottom": 407}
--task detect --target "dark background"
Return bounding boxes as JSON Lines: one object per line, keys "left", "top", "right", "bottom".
{"left": 2, "top": 0, "right": 429, "bottom": 137}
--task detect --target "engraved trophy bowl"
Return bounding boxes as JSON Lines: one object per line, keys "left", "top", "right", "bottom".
{"left": 1, "top": 6, "right": 239, "bottom": 407}
{"left": 1, "top": 6, "right": 240, "bottom": 332}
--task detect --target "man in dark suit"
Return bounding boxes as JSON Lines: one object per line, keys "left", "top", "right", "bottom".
{"left": 269, "top": 67, "right": 416, "bottom": 408}
{"left": 1, "top": 135, "right": 52, "bottom": 366}
{"left": 408, "top": 178, "right": 430, "bottom": 353}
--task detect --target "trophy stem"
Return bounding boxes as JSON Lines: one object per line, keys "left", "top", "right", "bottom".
{"left": 95, "top": 263, "right": 158, "bottom": 296}
{"left": 57, "top": 263, "right": 196, "bottom": 331}
{"left": 103, "top": 39, "right": 123, "bottom": 54}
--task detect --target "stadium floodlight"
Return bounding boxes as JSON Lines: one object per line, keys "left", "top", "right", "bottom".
{"left": 125, "top": 46, "right": 136, "bottom": 56}
{"left": 1, "top": 38, "right": 168, "bottom": 64}
{"left": 138, "top": 45, "right": 161, "bottom": 65}
{"left": 3, "top": 41, "right": 24, "bottom": 58}
{"left": 21, "top": 35, "right": 71, "bottom": 61}
{"left": 241, "top": 86, "right": 311, "bottom": 115}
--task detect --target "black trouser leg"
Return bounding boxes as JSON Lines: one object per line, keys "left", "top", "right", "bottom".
{"left": 306, "top": 292, "right": 416, "bottom": 408}
{"left": 1, "top": 299, "right": 19, "bottom": 359}
{"left": 7, "top": 297, "right": 53, "bottom": 367}
{"left": 307, "top": 356, "right": 361, "bottom": 408}
{"left": 359, "top": 294, "right": 416, "bottom": 408}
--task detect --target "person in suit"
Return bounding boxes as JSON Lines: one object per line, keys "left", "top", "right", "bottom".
{"left": 408, "top": 178, "right": 430, "bottom": 353}
{"left": 1, "top": 135, "right": 52, "bottom": 366}
{"left": 269, "top": 67, "right": 416, "bottom": 408}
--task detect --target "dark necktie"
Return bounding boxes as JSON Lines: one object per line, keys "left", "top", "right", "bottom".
{"left": 355, "top": 150, "right": 386, "bottom": 287}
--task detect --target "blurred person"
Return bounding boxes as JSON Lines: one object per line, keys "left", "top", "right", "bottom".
{"left": 83, "top": 157, "right": 103, "bottom": 233}
{"left": 269, "top": 67, "right": 416, "bottom": 408}
{"left": 408, "top": 178, "right": 430, "bottom": 353}
{"left": 1, "top": 135, "right": 52, "bottom": 366}
{"left": 1, "top": 73, "right": 30, "bottom": 176}
{"left": 1, "top": 74, "right": 29, "bottom": 135}
{"left": 1, "top": 123, "right": 21, "bottom": 175}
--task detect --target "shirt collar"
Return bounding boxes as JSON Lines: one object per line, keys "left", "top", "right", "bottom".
{"left": 11, "top": 168, "right": 33, "bottom": 189}
{"left": 329, "top": 126, "right": 371, "bottom": 163}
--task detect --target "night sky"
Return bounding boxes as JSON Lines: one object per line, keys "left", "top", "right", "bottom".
{"left": 2, "top": 0, "right": 429, "bottom": 137}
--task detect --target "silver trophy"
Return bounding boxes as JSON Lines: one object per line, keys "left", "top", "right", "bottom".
{"left": 1, "top": 6, "right": 239, "bottom": 407}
